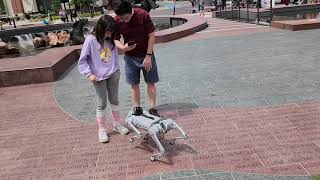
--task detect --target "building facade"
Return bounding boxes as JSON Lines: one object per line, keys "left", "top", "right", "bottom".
{"left": 0, "top": 0, "right": 111, "bottom": 17}
{"left": 0, "top": 0, "right": 38, "bottom": 16}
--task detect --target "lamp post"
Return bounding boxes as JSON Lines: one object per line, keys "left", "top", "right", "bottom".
{"left": 68, "top": 2, "right": 73, "bottom": 22}
{"left": 246, "top": 0, "right": 249, "bottom": 22}
{"left": 238, "top": 0, "right": 240, "bottom": 21}
{"left": 257, "top": 0, "right": 260, "bottom": 24}
{"left": 269, "top": 0, "right": 273, "bottom": 26}
{"left": 173, "top": 1, "right": 176, "bottom": 15}
{"left": 12, "top": 16, "right": 16, "bottom": 28}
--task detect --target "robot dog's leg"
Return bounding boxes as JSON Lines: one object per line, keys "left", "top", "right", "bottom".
{"left": 172, "top": 121, "right": 188, "bottom": 140}
{"left": 161, "top": 119, "right": 188, "bottom": 145}
{"left": 162, "top": 119, "right": 188, "bottom": 140}
{"left": 127, "top": 122, "right": 142, "bottom": 143}
{"left": 149, "top": 127, "right": 166, "bottom": 161}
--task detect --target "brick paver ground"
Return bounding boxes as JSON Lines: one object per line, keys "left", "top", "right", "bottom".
{"left": 2, "top": 10, "right": 320, "bottom": 180}
{"left": 2, "top": 83, "right": 320, "bottom": 179}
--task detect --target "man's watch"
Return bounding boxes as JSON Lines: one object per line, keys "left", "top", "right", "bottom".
{"left": 146, "top": 53, "right": 153, "bottom": 56}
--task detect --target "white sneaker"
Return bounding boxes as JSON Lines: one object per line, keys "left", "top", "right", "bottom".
{"left": 99, "top": 129, "right": 109, "bottom": 143}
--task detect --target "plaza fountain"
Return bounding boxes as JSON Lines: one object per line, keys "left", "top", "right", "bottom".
{"left": 0, "top": 17, "right": 187, "bottom": 59}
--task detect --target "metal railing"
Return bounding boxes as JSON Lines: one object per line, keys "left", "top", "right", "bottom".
{"left": 214, "top": 0, "right": 274, "bottom": 25}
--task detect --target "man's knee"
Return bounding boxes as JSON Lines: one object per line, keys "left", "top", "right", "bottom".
{"left": 147, "top": 83, "right": 156, "bottom": 89}
{"left": 131, "top": 84, "right": 140, "bottom": 90}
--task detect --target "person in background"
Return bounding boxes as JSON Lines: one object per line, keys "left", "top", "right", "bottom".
{"left": 102, "top": 6, "right": 109, "bottom": 15}
{"left": 59, "top": 8, "right": 66, "bottom": 22}
{"left": 200, "top": 0, "right": 205, "bottom": 16}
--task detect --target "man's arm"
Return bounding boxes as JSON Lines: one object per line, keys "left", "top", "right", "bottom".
{"left": 143, "top": 31, "right": 155, "bottom": 72}
{"left": 147, "top": 31, "right": 155, "bottom": 55}
{"left": 115, "top": 40, "right": 136, "bottom": 55}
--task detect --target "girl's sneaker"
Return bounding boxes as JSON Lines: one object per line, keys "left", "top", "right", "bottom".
{"left": 99, "top": 129, "right": 109, "bottom": 143}
{"left": 114, "top": 124, "right": 129, "bottom": 135}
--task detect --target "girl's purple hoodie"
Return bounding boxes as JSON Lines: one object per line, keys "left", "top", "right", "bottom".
{"left": 78, "top": 35, "right": 119, "bottom": 81}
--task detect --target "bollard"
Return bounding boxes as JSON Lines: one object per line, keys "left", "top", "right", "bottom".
{"left": 257, "top": 0, "right": 260, "bottom": 23}
{"left": 247, "top": 0, "right": 249, "bottom": 22}
{"left": 238, "top": 0, "right": 241, "bottom": 21}
{"left": 270, "top": 0, "right": 273, "bottom": 26}
{"left": 49, "top": 13, "right": 53, "bottom": 21}
{"left": 231, "top": 0, "right": 234, "bottom": 20}
{"left": 12, "top": 17, "right": 16, "bottom": 28}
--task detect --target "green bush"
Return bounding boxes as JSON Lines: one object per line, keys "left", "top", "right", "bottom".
{"left": 314, "top": 176, "right": 320, "bottom": 180}
{"left": 51, "top": 15, "right": 60, "bottom": 21}
{"left": 79, "top": 12, "right": 101, "bottom": 18}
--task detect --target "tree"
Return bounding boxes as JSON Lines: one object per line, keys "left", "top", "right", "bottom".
{"left": 51, "top": 0, "right": 62, "bottom": 12}
{"left": 71, "top": 0, "right": 95, "bottom": 12}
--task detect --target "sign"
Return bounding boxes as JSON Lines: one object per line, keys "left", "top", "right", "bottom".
{"left": 261, "top": 0, "right": 275, "bottom": 8}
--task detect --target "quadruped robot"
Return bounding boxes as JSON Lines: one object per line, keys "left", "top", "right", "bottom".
{"left": 125, "top": 107, "right": 188, "bottom": 161}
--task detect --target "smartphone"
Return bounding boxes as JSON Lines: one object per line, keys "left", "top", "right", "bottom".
{"left": 128, "top": 41, "right": 136, "bottom": 46}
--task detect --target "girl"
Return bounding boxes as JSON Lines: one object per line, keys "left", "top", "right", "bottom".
{"left": 78, "top": 15, "right": 135, "bottom": 143}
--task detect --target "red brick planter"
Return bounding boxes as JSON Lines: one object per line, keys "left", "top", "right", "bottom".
{"left": 155, "top": 16, "right": 208, "bottom": 43}
{"left": 272, "top": 19, "right": 320, "bottom": 31}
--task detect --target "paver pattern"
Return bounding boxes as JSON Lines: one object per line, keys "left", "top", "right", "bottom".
{"left": 55, "top": 29, "right": 320, "bottom": 122}
{"left": 2, "top": 83, "right": 320, "bottom": 179}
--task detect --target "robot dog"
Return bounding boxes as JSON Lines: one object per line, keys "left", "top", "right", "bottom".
{"left": 125, "top": 107, "right": 188, "bottom": 161}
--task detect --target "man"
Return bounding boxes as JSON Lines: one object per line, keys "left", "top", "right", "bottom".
{"left": 114, "top": 1, "right": 160, "bottom": 117}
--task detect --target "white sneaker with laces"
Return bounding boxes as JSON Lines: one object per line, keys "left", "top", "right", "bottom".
{"left": 99, "top": 129, "right": 109, "bottom": 143}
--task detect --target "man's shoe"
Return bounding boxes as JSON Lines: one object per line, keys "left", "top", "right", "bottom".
{"left": 149, "top": 108, "right": 160, "bottom": 117}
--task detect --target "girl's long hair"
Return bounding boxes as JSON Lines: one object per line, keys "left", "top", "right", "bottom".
{"left": 93, "top": 15, "right": 116, "bottom": 50}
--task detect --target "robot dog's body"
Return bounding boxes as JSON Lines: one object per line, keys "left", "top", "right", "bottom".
{"left": 125, "top": 107, "right": 188, "bottom": 161}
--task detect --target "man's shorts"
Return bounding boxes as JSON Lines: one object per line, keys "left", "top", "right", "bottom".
{"left": 124, "top": 54, "right": 159, "bottom": 85}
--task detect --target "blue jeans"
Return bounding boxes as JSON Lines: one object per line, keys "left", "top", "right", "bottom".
{"left": 124, "top": 54, "right": 159, "bottom": 85}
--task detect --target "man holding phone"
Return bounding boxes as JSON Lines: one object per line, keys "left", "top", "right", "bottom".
{"left": 114, "top": 1, "right": 160, "bottom": 117}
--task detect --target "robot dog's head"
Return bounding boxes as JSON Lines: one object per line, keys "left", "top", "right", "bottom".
{"left": 133, "top": 107, "right": 143, "bottom": 116}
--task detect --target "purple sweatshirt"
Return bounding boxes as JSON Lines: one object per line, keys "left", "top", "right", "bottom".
{"left": 78, "top": 35, "right": 120, "bottom": 81}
